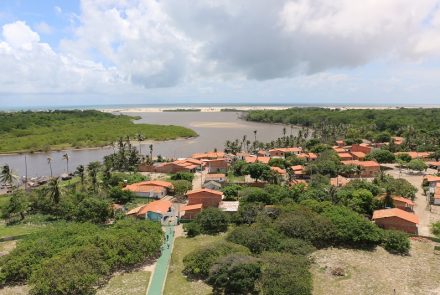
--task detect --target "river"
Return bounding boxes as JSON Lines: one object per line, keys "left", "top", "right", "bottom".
{"left": 0, "top": 112, "right": 295, "bottom": 177}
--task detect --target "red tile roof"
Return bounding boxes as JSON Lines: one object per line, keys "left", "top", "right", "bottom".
{"left": 127, "top": 199, "right": 172, "bottom": 216}
{"left": 186, "top": 188, "right": 224, "bottom": 196}
{"left": 271, "top": 166, "right": 287, "bottom": 174}
{"left": 182, "top": 203, "right": 203, "bottom": 211}
{"left": 372, "top": 208, "right": 419, "bottom": 224}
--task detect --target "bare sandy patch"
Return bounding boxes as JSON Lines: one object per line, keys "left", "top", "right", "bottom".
{"left": 311, "top": 240, "right": 440, "bottom": 295}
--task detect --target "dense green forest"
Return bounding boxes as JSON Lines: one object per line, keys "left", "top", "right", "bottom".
{"left": 0, "top": 110, "right": 197, "bottom": 153}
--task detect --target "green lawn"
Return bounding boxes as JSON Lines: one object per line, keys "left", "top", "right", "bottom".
{"left": 0, "top": 223, "right": 45, "bottom": 239}
{"left": 164, "top": 234, "right": 226, "bottom": 295}
{"left": 0, "top": 110, "right": 197, "bottom": 153}
{"left": 97, "top": 270, "right": 151, "bottom": 295}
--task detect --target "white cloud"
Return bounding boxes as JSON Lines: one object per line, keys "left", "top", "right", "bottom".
{"left": 34, "top": 22, "right": 53, "bottom": 35}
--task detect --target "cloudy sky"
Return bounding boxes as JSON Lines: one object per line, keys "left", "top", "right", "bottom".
{"left": 1, "top": 0, "right": 440, "bottom": 107}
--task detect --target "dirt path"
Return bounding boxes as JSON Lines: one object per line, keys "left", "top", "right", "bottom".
{"left": 192, "top": 171, "right": 204, "bottom": 190}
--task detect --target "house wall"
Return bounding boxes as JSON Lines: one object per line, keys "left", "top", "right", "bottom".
{"left": 187, "top": 192, "right": 222, "bottom": 208}
{"left": 374, "top": 216, "right": 418, "bottom": 234}
{"left": 182, "top": 208, "right": 201, "bottom": 220}
{"left": 361, "top": 167, "right": 380, "bottom": 177}
{"left": 351, "top": 144, "right": 372, "bottom": 154}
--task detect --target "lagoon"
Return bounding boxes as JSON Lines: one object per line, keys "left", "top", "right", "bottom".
{"left": 0, "top": 111, "right": 294, "bottom": 177}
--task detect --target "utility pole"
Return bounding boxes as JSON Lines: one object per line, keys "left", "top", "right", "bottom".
{"left": 24, "top": 155, "right": 28, "bottom": 190}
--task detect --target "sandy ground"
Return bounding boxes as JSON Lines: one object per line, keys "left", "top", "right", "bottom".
{"left": 384, "top": 166, "right": 440, "bottom": 236}
{"left": 312, "top": 240, "right": 440, "bottom": 295}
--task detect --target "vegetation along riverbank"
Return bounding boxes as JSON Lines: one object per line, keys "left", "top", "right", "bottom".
{"left": 0, "top": 110, "right": 197, "bottom": 154}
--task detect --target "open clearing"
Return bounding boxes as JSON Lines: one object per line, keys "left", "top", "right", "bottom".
{"left": 96, "top": 270, "right": 150, "bottom": 295}
{"left": 312, "top": 240, "right": 440, "bottom": 295}
{"left": 163, "top": 234, "right": 226, "bottom": 295}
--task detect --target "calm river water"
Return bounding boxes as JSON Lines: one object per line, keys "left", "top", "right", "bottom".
{"left": 0, "top": 112, "right": 294, "bottom": 177}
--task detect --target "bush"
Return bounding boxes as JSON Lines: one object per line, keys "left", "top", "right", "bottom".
{"left": 381, "top": 230, "right": 410, "bottom": 255}
{"left": 76, "top": 198, "right": 113, "bottom": 223}
{"left": 277, "top": 238, "right": 316, "bottom": 256}
{"left": 0, "top": 219, "right": 162, "bottom": 292}
{"left": 274, "top": 208, "right": 336, "bottom": 247}
{"left": 227, "top": 224, "right": 282, "bottom": 254}
{"left": 108, "top": 187, "right": 135, "bottom": 204}
{"left": 183, "top": 222, "right": 201, "bottom": 238}
{"left": 258, "top": 252, "right": 312, "bottom": 295}
{"left": 222, "top": 184, "right": 242, "bottom": 201}
{"left": 170, "top": 172, "right": 194, "bottom": 182}
{"left": 183, "top": 241, "right": 249, "bottom": 279}
{"left": 207, "top": 254, "right": 261, "bottom": 294}
{"left": 432, "top": 222, "right": 440, "bottom": 237}
{"left": 365, "top": 149, "right": 396, "bottom": 163}
{"left": 195, "top": 208, "right": 229, "bottom": 235}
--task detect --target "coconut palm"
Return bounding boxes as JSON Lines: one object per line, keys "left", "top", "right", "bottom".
{"left": 62, "top": 153, "right": 69, "bottom": 173}
{"left": 75, "top": 165, "right": 85, "bottom": 186}
{"left": 136, "top": 133, "right": 144, "bottom": 154}
{"left": 46, "top": 177, "right": 62, "bottom": 204}
{"left": 253, "top": 130, "right": 257, "bottom": 142}
{"left": 149, "top": 144, "right": 154, "bottom": 161}
{"left": 47, "top": 157, "right": 53, "bottom": 177}
{"left": 1, "top": 164, "right": 18, "bottom": 187}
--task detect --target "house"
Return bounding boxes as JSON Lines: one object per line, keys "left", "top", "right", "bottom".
{"left": 181, "top": 203, "right": 203, "bottom": 220}
{"left": 372, "top": 208, "right": 419, "bottom": 234}
{"left": 204, "top": 173, "right": 226, "bottom": 183}
{"left": 127, "top": 199, "right": 173, "bottom": 222}
{"left": 123, "top": 180, "right": 174, "bottom": 199}
{"left": 219, "top": 201, "right": 239, "bottom": 213}
{"left": 203, "top": 158, "right": 229, "bottom": 173}
{"left": 351, "top": 151, "right": 366, "bottom": 160}
{"left": 257, "top": 150, "right": 268, "bottom": 157}
{"left": 427, "top": 161, "right": 440, "bottom": 170}
{"left": 333, "top": 147, "right": 347, "bottom": 153}
{"left": 338, "top": 152, "right": 354, "bottom": 161}
{"left": 269, "top": 147, "right": 302, "bottom": 158}
{"left": 271, "top": 166, "right": 287, "bottom": 175}
{"left": 336, "top": 140, "right": 345, "bottom": 147}
{"left": 291, "top": 165, "right": 306, "bottom": 178}
{"left": 192, "top": 151, "right": 225, "bottom": 160}
{"left": 342, "top": 160, "right": 380, "bottom": 177}
{"left": 330, "top": 175, "right": 350, "bottom": 187}
{"left": 297, "top": 153, "right": 318, "bottom": 162}
{"left": 141, "top": 158, "right": 202, "bottom": 173}
{"left": 434, "top": 185, "right": 440, "bottom": 205}
{"left": 202, "top": 180, "right": 222, "bottom": 191}
{"left": 391, "top": 136, "right": 404, "bottom": 145}
{"left": 377, "top": 194, "right": 415, "bottom": 211}
{"left": 186, "top": 188, "right": 224, "bottom": 208}
{"left": 244, "top": 156, "right": 270, "bottom": 164}
{"left": 424, "top": 175, "right": 440, "bottom": 197}
{"left": 350, "top": 144, "right": 372, "bottom": 155}
{"left": 395, "top": 151, "right": 431, "bottom": 160}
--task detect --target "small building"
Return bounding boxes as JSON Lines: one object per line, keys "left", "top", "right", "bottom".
{"left": 351, "top": 144, "right": 372, "bottom": 155}
{"left": 202, "top": 180, "right": 222, "bottom": 191}
{"left": 269, "top": 147, "right": 302, "bottom": 158}
{"left": 330, "top": 175, "right": 350, "bottom": 187}
{"left": 186, "top": 188, "right": 224, "bottom": 208}
{"left": 127, "top": 199, "right": 173, "bottom": 222}
{"left": 372, "top": 208, "right": 419, "bottom": 234}
{"left": 342, "top": 160, "right": 380, "bottom": 178}
{"left": 433, "top": 185, "right": 440, "bottom": 205}
{"left": 192, "top": 151, "right": 225, "bottom": 160}
{"left": 181, "top": 203, "right": 203, "bottom": 220}
{"left": 351, "top": 151, "right": 366, "bottom": 160}
{"left": 297, "top": 152, "right": 318, "bottom": 162}
{"left": 219, "top": 201, "right": 239, "bottom": 213}
{"left": 338, "top": 152, "right": 354, "bottom": 161}
{"left": 203, "top": 158, "right": 229, "bottom": 173}
{"left": 123, "top": 180, "right": 174, "bottom": 199}
{"left": 204, "top": 173, "right": 226, "bottom": 183}
{"left": 336, "top": 140, "right": 345, "bottom": 147}
{"left": 271, "top": 166, "right": 287, "bottom": 175}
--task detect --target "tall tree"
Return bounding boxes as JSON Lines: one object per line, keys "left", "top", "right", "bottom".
{"left": 75, "top": 165, "right": 85, "bottom": 186}
{"left": 47, "top": 157, "right": 53, "bottom": 177}
{"left": 62, "top": 153, "right": 69, "bottom": 173}
{"left": 46, "top": 177, "right": 62, "bottom": 204}
{"left": 136, "top": 133, "right": 144, "bottom": 154}
{"left": 149, "top": 144, "right": 154, "bottom": 161}
{"left": 87, "top": 161, "right": 101, "bottom": 193}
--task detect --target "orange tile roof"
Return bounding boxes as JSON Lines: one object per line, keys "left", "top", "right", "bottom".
{"left": 342, "top": 160, "right": 380, "bottom": 168}
{"left": 257, "top": 157, "right": 270, "bottom": 164}
{"left": 330, "top": 175, "right": 350, "bottom": 187}
{"left": 271, "top": 166, "right": 287, "bottom": 174}
{"left": 291, "top": 165, "right": 304, "bottom": 171}
{"left": 338, "top": 152, "right": 353, "bottom": 159}
{"left": 395, "top": 151, "right": 431, "bottom": 159}
{"left": 424, "top": 175, "right": 440, "bottom": 183}
{"left": 186, "top": 188, "right": 224, "bottom": 196}
{"left": 182, "top": 203, "right": 203, "bottom": 211}
{"left": 351, "top": 151, "right": 366, "bottom": 159}
{"left": 372, "top": 208, "right": 419, "bottom": 224}
{"left": 144, "top": 180, "right": 174, "bottom": 188}
{"left": 269, "top": 147, "right": 303, "bottom": 153}
{"left": 392, "top": 196, "right": 415, "bottom": 206}
{"left": 137, "top": 199, "right": 172, "bottom": 216}
{"left": 333, "top": 147, "right": 347, "bottom": 153}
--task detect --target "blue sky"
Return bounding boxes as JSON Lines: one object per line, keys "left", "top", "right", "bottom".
{"left": 1, "top": 0, "right": 440, "bottom": 107}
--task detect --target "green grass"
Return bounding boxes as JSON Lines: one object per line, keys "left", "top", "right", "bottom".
{"left": 97, "top": 270, "right": 151, "bottom": 295}
{"left": 0, "top": 110, "right": 197, "bottom": 153}
{"left": 0, "top": 195, "right": 11, "bottom": 211}
{"left": 0, "top": 223, "right": 45, "bottom": 239}
{"left": 164, "top": 233, "right": 226, "bottom": 295}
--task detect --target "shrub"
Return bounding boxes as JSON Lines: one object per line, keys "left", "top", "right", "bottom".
{"left": 258, "top": 252, "right": 312, "bottom": 295}
{"left": 170, "top": 172, "right": 194, "bottom": 182}
{"left": 183, "top": 241, "right": 249, "bottom": 279}
{"left": 207, "top": 254, "right": 261, "bottom": 294}
{"left": 432, "top": 222, "right": 440, "bottom": 237}
{"left": 365, "top": 149, "right": 396, "bottom": 163}
{"left": 76, "top": 198, "right": 113, "bottom": 223}
{"left": 274, "top": 208, "right": 336, "bottom": 248}
{"left": 277, "top": 238, "right": 316, "bottom": 256}
{"left": 222, "top": 184, "right": 242, "bottom": 201}
{"left": 227, "top": 224, "right": 282, "bottom": 254}
{"left": 108, "top": 187, "right": 135, "bottom": 204}
{"left": 195, "top": 208, "right": 229, "bottom": 235}
{"left": 183, "top": 222, "right": 201, "bottom": 238}
{"left": 381, "top": 230, "right": 410, "bottom": 255}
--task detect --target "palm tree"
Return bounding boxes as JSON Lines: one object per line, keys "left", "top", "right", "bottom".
{"left": 47, "top": 157, "right": 53, "bottom": 177}
{"left": 62, "top": 153, "right": 69, "bottom": 173}
{"left": 136, "top": 133, "right": 144, "bottom": 154}
{"left": 75, "top": 165, "right": 85, "bottom": 186}
{"left": 253, "top": 130, "right": 257, "bottom": 142}
{"left": 46, "top": 177, "right": 62, "bottom": 204}
{"left": 149, "top": 144, "right": 154, "bottom": 161}
{"left": 87, "top": 161, "right": 101, "bottom": 193}
{"left": 1, "top": 164, "right": 18, "bottom": 187}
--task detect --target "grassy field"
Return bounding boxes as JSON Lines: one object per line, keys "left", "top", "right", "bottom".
{"left": 164, "top": 234, "right": 227, "bottom": 295}
{"left": 311, "top": 239, "right": 440, "bottom": 295}
{"left": 97, "top": 270, "right": 151, "bottom": 295}
{"left": 0, "top": 110, "right": 197, "bottom": 153}
{"left": 0, "top": 223, "right": 45, "bottom": 239}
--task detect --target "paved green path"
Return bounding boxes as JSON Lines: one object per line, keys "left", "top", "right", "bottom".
{"left": 147, "top": 226, "right": 175, "bottom": 295}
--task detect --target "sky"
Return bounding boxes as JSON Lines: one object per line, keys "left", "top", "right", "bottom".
{"left": 1, "top": 0, "right": 440, "bottom": 107}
